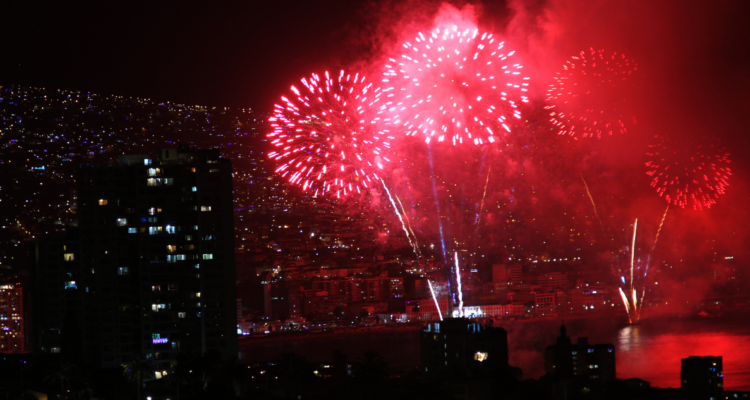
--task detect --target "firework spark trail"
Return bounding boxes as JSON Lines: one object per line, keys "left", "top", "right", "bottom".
{"left": 381, "top": 178, "right": 421, "bottom": 259}
{"left": 651, "top": 205, "right": 670, "bottom": 254}
{"left": 637, "top": 205, "right": 670, "bottom": 319}
{"left": 619, "top": 287, "right": 632, "bottom": 324}
{"left": 476, "top": 166, "right": 492, "bottom": 226}
{"left": 455, "top": 252, "right": 463, "bottom": 318}
{"left": 427, "top": 144, "right": 448, "bottom": 261}
{"left": 630, "top": 218, "right": 637, "bottom": 294}
{"left": 395, "top": 194, "right": 422, "bottom": 261}
{"left": 428, "top": 280, "right": 443, "bottom": 321}
{"left": 381, "top": 26, "right": 529, "bottom": 146}
{"left": 580, "top": 173, "right": 604, "bottom": 231}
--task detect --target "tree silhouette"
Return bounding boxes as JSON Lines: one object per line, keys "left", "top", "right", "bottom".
{"left": 122, "top": 355, "right": 154, "bottom": 400}
{"left": 270, "top": 352, "right": 315, "bottom": 399}
{"left": 352, "top": 351, "right": 389, "bottom": 399}
{"left": 352, "top": 351, "right": 389, "bottom": 383}
{"left": 43, "top": 360, "right": 80, "bottom": 400}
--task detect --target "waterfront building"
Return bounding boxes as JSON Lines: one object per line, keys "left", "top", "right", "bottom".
{"left": 544, "top": 323, "right": 616, "bottom": 383}
{"left": 421, "top": 318, "right": 509, "bottom": 379}
{"left": 681, "top": 355, "right": 723, "bottom": 400}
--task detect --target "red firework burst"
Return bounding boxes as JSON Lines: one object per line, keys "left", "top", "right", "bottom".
{"left": 380, "top": 26, "right": 529, "bottom": 146}
{"left": 645, "top": 135, "right": 732, "bottom": 210}
{"left": 546, "top": 49, "right": 639, "bottom": 139}
{"left": 267, "top": 70, "right": 391, "bottom": 200}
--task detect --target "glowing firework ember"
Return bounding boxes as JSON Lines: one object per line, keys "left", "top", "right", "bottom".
{"left": 268, "top": 70, "right": 393, "bottom": 200}
{"left": 546, "top": 49, "right": 638, "bottom": 139}
{"left": 645, "top": 135, "right": 731, "bottom": 210}
{"left": 381, "top": 26, "right": 530, "bottom": 146}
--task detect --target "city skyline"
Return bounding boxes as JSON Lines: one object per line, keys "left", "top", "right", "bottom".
{"left": 1, "top": 1, "right": 750, "bottom": 398}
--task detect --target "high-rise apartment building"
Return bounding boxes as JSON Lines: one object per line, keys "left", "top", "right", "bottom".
{"left": 421, "top": 318, "right": 509, "bottom": 379}
{"left": 31, "top": 147, "right": 237, "bottom": 370}
{"left": 681, "top": 356, "right": 723, "bottom": 400}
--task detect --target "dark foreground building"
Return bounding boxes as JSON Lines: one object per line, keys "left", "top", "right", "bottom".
{"left": 31, "top": 147, "right": 237, "bottom": 371}
{"left": 543, "top": 323, "right": 615, "bottom": 398}
{"left": 681, "top": 356, "right": 723, "bottom": 400}
{"left": 421, "top": 318, "right": 509, "bottom": 378}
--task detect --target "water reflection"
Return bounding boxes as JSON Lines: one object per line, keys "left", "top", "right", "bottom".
{"left": 615, "top": 319, "right": 750, "bottom": 390}
{"left": 617, "top": 324, "right": 641, "bottom": 353}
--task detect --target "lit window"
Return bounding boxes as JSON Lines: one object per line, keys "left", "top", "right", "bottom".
{"left": 147, "top": 178, "right": 163, "bottom": 186}
{"left": 128, "top": 227, "right": 137, "bottom": 234}
{"left": 64, "top": 281, "right": 77, "bottom": 289}
{"left": 588, "top": 349, "right": 594, "bottom": 353}
{"left": 151, "top": 304, "right": 167, "bottom": 311}
{"left": 192, "top": 186, "right": 197, "bottom": 192}
{"left": 194, "top": 225, "right": 199, "bottom": 231}
{"left": 185, "top": 235, "right": 192, "bottom": 241}
{"left": 152, "top": 333, "right": 168, "bottom": 344}
{"left": 201, "top": 206, "right": 211, "bottom": 212}
{"left": 64, "top": 253, "right": 75, "bottom": 261}
{"left": 118, "top": 267, "right": 129, "bottom": 275}
{"left": 166, "top": 245, "right": 177, "bottom": 253}
{"left": 148, "top": 168, "right": 161, "bottom": 177}
{"left": 148, "top": 227, "right": 162, "bottom": 235}
{"left": 164, "top": 178, "right": 174, "bottom": 185}
{"left": 98, "top": 199, "right": 108, "bottom": 206}
{"left": 144, "top": 159, "right": 151, "bottom": 165}
{"left": 166, "top": 225, "right": 176, "bottom": 234}
{"left": 51, "top": 347, "right": 61, "bottom": 353}
{"left": 202, "top": 254, "right": 213, "bottom": 260}
{"left": 474, "top": 352, "right": 488, "bottom": 362}
{"left": 117, "top": 218, "right": 127, "bottom": 227}
{"left": 209, "top": 168, "right": 219, "bottom": 173}
{"left": 178, "top": 312, "right": 186, "bottom": 318}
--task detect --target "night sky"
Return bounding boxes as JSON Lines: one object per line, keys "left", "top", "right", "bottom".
{"left": 3, "top": 0, "right": 750, "bottom": 266}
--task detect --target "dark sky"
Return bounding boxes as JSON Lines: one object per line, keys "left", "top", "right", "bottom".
{"left": 3, "top": 0, "right": 750, "bottom": 120}
{"left": 0, "top": 1, "right": 371, "bottom": 110}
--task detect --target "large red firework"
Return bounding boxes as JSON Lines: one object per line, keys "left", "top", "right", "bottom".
{"left": 546, "top": 49, "right": 639, "bottom": 139}
{"left": 380, "top": 26, "right": 530, "bottom": 146}
{"left": 645, "top": 135, "right": 731, "bottom": 210}
{"left": 267, "top": 70, "right": 391, "bottom": 200}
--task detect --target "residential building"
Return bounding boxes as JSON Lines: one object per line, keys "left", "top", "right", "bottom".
{"left": 30, "top": 147, "right": 237, "bottom": 371}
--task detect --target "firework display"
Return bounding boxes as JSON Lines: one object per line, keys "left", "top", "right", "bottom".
{"left": 380, "top": 26, "right": 530, "bottom": 146}
{"left": 267, "top": 70, "right": 393, "bottom": 200}
{"left": 546, "top": 49, "right": 638, "bottom": 139}
{"left": 645, "top": 135, "right": 732, "bottom": 210}
{"left": 261, "top": 18, "right": 735, "bottom": 326}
